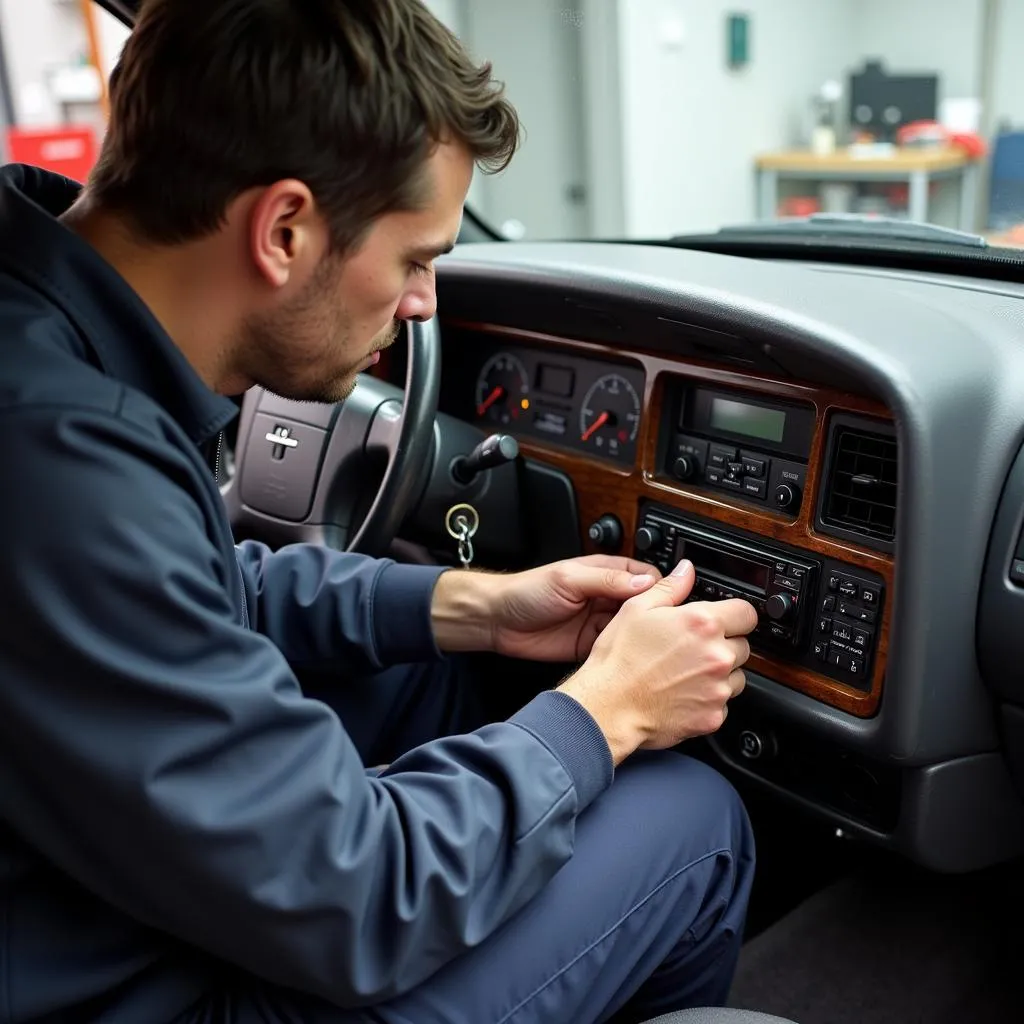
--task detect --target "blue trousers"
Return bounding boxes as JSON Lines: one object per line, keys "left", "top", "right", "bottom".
{"left": 231, "top": 656, "right": 755, "bottom": 1024}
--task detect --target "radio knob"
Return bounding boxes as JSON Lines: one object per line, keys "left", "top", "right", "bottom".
{"left": 634, "top": 525, "right": 662, "bottom": 553}
{"left": 765, "top": 592, "right": 795, "bottom": 623}
{"left": 672, "top": 456, "right": 695, "bottom": 481}
{"left": 774, "top": 483, "right": 801, "bottom": 512}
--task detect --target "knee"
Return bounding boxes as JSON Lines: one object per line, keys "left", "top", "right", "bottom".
{"left": 612, "top": 751, "right": 754, "bottom": 871}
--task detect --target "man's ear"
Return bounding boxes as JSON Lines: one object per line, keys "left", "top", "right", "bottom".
{"left": 247, "top": 180, "right": 325, "bottom": 289}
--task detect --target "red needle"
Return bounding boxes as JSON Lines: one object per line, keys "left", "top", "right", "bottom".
{"left": 581, "top": 410, "right": 609, "bottom": 442}
{"left": 477, "top": 385, "right": 504, "bottom": 416}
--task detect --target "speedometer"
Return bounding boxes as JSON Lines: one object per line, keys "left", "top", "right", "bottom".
{"left": 579, "top": 373, "right": 641, "bottom": 455}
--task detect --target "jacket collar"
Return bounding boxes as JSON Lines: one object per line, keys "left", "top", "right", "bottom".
{"left": 0, "top": 163, "right": 238, "bottom": 444}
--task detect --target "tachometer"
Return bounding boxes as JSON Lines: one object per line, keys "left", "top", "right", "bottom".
{"left": 475, "top": 352, "right": 530, "bottom": 425}
{"left": 579, "top": 373, "right": 641, "bottom": 454}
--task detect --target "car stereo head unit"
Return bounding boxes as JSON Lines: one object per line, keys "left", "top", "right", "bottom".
{"left": 635, "top": 508, "right": 818, "bottom": 650}
{"left": 634, "top": 503, "right": 886, "bottom": 690}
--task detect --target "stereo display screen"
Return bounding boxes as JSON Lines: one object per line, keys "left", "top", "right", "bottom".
{"left": 709, "top": 397, "right": 786, "bottom": 443}
{"left": 678, "top": 540, "right": 769, "bottom": 592}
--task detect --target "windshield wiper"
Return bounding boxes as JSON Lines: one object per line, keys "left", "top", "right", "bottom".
{"left": 680, "top": 213, "right": 988, "bottom": 249}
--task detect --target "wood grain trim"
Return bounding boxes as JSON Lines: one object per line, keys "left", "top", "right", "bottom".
{"left": 443, "top": 318, "right": 895, "bottom": 718}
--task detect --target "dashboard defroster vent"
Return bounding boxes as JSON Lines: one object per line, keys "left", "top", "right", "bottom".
{"left": 821, "top": 422, "right": 898, "bottom": 544}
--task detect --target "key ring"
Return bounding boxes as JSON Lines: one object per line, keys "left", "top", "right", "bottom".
{"left": 445, "top": 503, "right": 479, "bottom": 540}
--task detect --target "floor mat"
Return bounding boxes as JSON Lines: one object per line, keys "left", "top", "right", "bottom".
{"left": 726, "top": 860, "right": 1023, "bottom": 1024}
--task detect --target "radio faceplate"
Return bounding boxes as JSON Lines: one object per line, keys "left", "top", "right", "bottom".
{"left": 634, "top": 502, "right": 884, "bottom": 691}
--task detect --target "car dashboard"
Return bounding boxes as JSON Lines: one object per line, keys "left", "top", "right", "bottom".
{"left": 375, "top": 241, "right": 1024, "bottom": 872}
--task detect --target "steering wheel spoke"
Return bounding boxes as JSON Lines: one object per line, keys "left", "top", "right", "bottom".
{"left": 223, "top": 318, "right": 441, "bottom": 556}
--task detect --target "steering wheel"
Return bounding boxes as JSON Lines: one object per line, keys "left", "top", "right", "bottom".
{"left": 224, "top": 317, "right": 441, "bottom": 557}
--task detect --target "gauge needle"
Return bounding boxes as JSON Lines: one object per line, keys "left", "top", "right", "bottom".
{"left": 581, "top": 410, "right": 609, "bottom": 442}
{"left": 477, "top": 386, "right": 504, "bottom": 417}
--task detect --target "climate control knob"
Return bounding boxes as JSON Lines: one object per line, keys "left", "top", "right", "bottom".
{"left": 765, "top": 592, "right": 795, "bottom": 623}
{"left": 634, "top": 525, "right": 662, "bottom": 553}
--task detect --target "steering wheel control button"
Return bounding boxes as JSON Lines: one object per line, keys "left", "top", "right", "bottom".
{"left": 1010, "top": 559, "right": 1024, "bottom": 586}
{"left": 739, "top": 730, "right": 764, "bottom": 760}
{"left": 239, "top": 413, "right": 327, "bottom": 523}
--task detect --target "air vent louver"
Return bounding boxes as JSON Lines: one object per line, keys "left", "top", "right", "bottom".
{"left": 822, "top": 426, "right": 897, "bottom": 542}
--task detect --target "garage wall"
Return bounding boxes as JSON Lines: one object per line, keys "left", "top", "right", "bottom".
{"left": 616, "top": 0, "right": 856, "bottom": 237}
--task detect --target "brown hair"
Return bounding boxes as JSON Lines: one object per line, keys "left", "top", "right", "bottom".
{"left": 88, "top": 0, "right": 519, "bottom": 251}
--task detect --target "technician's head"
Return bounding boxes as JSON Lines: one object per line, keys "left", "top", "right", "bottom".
{"left": 84, "top": 0, "right": 519, "bottom": 401}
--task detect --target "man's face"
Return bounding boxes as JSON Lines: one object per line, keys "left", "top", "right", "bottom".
{"left": 239, "top": 141, "right": 472, "bottom": 403}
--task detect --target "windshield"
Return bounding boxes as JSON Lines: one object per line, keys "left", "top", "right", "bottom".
{"left": 6, "top": 0, "right": 1024, "bottom": 254}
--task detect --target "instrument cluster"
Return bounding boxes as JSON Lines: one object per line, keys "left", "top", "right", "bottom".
{"left": 444, "top": 331, "right": 646, "bottom": 467}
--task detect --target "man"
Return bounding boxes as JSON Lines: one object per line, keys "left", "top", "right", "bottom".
{"left": 0, "top": 1, "right": 757, "bottom": 1022}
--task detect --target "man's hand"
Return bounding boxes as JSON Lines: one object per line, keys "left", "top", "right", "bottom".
{"left": 558, "top": 559, "right": 758, "bottom": 765}
{"left": 487, "top": 555, "right": 661, "bottom": 661}
{"left": 429, "top": 556, "right": 659, "bottom": 659}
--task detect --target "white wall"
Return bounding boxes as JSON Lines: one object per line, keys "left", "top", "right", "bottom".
{"left": 617, "top": 0, "right": 856, "bottom": 236}
{"left": 847, "top": 0, "right": 982, "bottom": 100}
{"left": 991, "top": 0, "right": 1024, "bottom": 129}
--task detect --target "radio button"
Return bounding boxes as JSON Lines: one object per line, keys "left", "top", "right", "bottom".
{"left": 774, "top": 560, "right": 788, "bottom": 574}
{"left": 827, "top": 645, "right": 845, "bottom": 669}
{"left": 832, "top": 620, "right": 854, "bottom": 643}
{"left": 774, "top": 575, "right": 799, "bottom": 593}
{"left": 708, "top": 445, "right": 737, "bottom": 468}
{"left": 839, "top": 600, "right": 876, "bottom": 624}
{"left": 817, "top": 616, "right": 832, "bottom": 634}
{"left": 860, "top": 585, "right": 880, "bottom": 605}
{"left": 813, "top": 640, "right": 829, "bottom": 662}
{"left": 699, "top": 579, "right": 719, "bottom": 599}
{"left": 705, "top": 467, "right": 723, "bottom": 486}
{"left": 787, "top": 565, "right": 807, "bottom": 579}
{"left": 741, "top": 455, "right": 766, "bottom": 478}
{"left": 719, "top": 475, "right": 743, "bottom": 492}
{"left": 821, "top": 595, "right": 836, "bottom": 613}
{"left": 852, "top": 627, "right": 872, "bottom": 650}
{"left": 743, "top": 478, "right": 767, "bottom": 499}
{"left": 838, "top": 580, "right": 859, "bottom": 598}
{"left": 828, "top": 573, "right": 842, "bottom": 591}
{"left": 768, "top": 624, "right": 791, "bottom": 641}
{"left": 847, "top": 656, "right": 865, "bottom": 679}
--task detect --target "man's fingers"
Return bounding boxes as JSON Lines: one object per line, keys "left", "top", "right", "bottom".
{"left": 716, "top": 597, "right": 760, "bottom": 637}
{"left": 573, "top": 561, "right": 659, "bottom": 598}
{"left": 628, "top": 559, "right": 695, "bottom": 609}
{"left": 725, "top": 636, "right": 751, "bottom": 670}
{"left": 572, "top": 553, "right": 665, "bottom": 580}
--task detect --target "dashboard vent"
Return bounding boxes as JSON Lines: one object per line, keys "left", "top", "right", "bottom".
{"left": 821, "top": 425, "right": 898, "bottom": 542}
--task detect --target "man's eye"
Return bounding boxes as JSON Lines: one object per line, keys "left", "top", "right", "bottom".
{"left": 410, "top": 262, "right": 431, "bottom": 277}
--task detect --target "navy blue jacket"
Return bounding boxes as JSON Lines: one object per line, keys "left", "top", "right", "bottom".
{"left": 0, "top": 165, "right": 613, "bottom": 1022}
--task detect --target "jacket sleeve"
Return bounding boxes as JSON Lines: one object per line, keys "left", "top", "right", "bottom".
{"left": 233, "top": 539, "right": 448, "bottom": 673}
{"left": 0, "top": 406, "right": 614, "bottom": 1007}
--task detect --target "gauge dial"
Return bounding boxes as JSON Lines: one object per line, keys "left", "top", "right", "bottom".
{"left": 475, "top": 352, "right": 530, "bottom": 425}
{"left": 579, "top": 373, "right": 641, "bottom": 454}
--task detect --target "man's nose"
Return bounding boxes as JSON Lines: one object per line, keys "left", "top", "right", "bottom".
{"left": 396, "top": 283, "right": 437, "bottom": 324}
